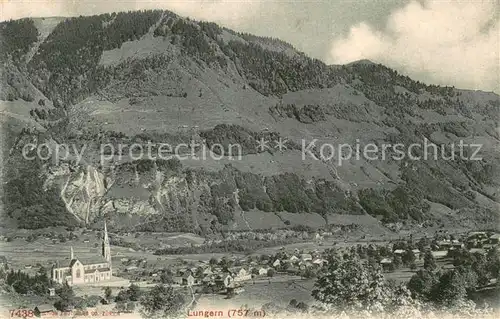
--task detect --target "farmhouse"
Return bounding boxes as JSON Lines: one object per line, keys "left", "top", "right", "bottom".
{"left": 0, "top": 256, "right": 7, "bottom": 268}
{"left": 289, "top": 255, "right": 299, "bottom": 263}
{"left": 380, "top": 258, "right": 393, "bottom": 271}
{"left": 215, "top": 273, "right": 233, "bottom": 289}
{"left": 300, "top": 254, "right": 312, "bottom": 261}
{"left": 258, "top": 267, "right": 269, "bottom": 275}
{"left": 312, "top": 258, "right": 327, "bottom": 267}
{"left": 233, "top": 268, "right": 251, "bottom": 281}
{"left": 202, "top": 267, "right": 213, "bottom": 276}
{"left": 182, "top": 273, "right": 195, "bottom": 287}
{"left": 34, "top": 304, "right": 56, "bottom": 316}
{"left": 173, "top": 276, "right": 183, "bottom": 285}
{"left": 411, "top": 249, "right": 421, "bottom": 259}
{"left": 489, "top": 234, "right": 500, "bottom": 245}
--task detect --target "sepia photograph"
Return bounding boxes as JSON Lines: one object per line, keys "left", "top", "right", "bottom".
{"left": 0, "top": 0, "right": 499, "bottom": 318}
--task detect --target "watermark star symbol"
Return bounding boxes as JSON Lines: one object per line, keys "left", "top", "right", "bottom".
{"left": 274, "top": 137, "right": 288, "bottom": 151}
{"left": 256, "top": 138, "right": 269, "bottom": 151}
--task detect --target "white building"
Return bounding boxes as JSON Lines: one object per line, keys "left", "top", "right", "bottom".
{"left": 51, "top": 223, "right": 112, "bottom": 286}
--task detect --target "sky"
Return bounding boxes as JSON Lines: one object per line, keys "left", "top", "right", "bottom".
{"left": 1, "top": 0, "right": 499, "bottom": 92}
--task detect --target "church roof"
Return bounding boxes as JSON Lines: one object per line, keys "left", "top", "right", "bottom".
{"left": 58, "top": 256, "right": 108, "bottom": 268}
{"left": 69, "top": 259, "right": 79, "bottom": 267}
{"left": 78, "top": 256, "right": 109, "bottom": 265}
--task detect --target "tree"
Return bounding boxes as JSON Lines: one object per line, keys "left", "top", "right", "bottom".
{"left": 392, "top": 255, "right": 402, "bottom": 269}
{"left": 209, "top": 257, "right": 218, "bottom": 266}
{"left": 486, "top": 248, "right": 500, "bottom": 280}
{"left": 402, "top": 249, "right": 416, "bottom": 266}
{"left": 312, "top": 258, "right": 392, "bottom": 311}
{"left": 128, "top": 284, "right": 141, "bottom": 301}
{"left": 300, "top": 267, "right": 315, "bottom": 279}
{"left": 160, "top": 270, "right": 174, "bottom": 284}
{"left": 126, "top": 302, "right": 135, "bottom": 313}
{"left": 54, "top": 283, "right": 76, "bottom": 311}
{"left": 430, "top": 268, "right": 476, "bottom": 305}
{"left": 280, "top": 261, "right": 290, "bottom": 272}
{"left": 195, "top": 267, "right": 204, "bottom": 278}
{"left": 267, "top": 268, "right": 275, "bottom": 277}
{"left": 115, "top": 302, "right": 126, "bottom": 312}
{"left": 140, "top": 284, "right": 185, "bottom": 318}
{"left": 296, "top": 302, "right": 309, "bottom": 312}
{"left": 103, "top": 286, "right": 112, "bottom": 300}
{"left": 407, "top": 269, "right": 439, "bottom": 300}
{"left": 423, "top": 251, "right": 437, "bottom": 271}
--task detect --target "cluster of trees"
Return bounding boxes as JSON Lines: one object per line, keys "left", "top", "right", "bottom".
{"left": 139, "top": 284, "right": 185, "bottom": 318}
{"left": 3, "top": 143, "right": 78, "bottom": 229}
{"left": 29, "top": 107, "right": 65, "bottom": 121}
{"left": 202, "top": 163, "right": 360, "bottom": 220}
{"left": 358, "top": 186, "right": 430, "bottom": 223}
{"left": 312, "top": 255, "right": 412, "bottom": 312}
{"left": 269, "top": 103, "right": 327, "bottom": 123}
{"left": 5, "top": 269, "right": 52, "bottom": 295}
{"left": 199, "top": 124, "right": 299, "bottom": 156}
{"left": 27, "top": 10, "right": 164, "bottom": 105}
{"left": 408, "top": 248, "right": 500, "bottom": 307}
{"left": 153, "top": 237, "right": 301, "bottom": 255}
{"left": 0, "top": 18, "right": 38, "bottom": 63}
{"left": 101, "top": 11, "right": 163, "bottom": 50}
{"left": 4, "top": 269, "right": 104, "bottom": 312}
{"left": 312, "top": 246, "right": 500, "bottom": 314}
{"left": 113, "top": 284, "right": 140, "bottom": 312}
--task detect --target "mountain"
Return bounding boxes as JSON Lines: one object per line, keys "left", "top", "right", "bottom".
{"left": 1, "top": 10, "right": 499, "bottom": 235}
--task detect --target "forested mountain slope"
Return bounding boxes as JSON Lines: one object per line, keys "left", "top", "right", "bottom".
{"left": 1, "top": 10, "right": 499, "bottom": 234}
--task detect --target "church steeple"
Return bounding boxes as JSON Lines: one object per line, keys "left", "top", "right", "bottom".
{"left": 102, "top": 221, "right": 111, "bottom": 266}
{"left": 70, "top": 246, "right": 74, "bottom": 260}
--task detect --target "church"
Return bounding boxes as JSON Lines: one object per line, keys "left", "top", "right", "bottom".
{"left": 51, "top": 223, "right": 112, "bottom": 285}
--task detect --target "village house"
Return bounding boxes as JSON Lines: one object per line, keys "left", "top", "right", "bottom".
{"left": 436, "top": 240, "right": 452, "bottom": 250}
{"left": 182, "top": 273, "right": 195, "bottom": 287}
{"left": 489, "top": 234, "right": 500, "bottom": 245}
{"left": 215, "top": 273, "right": 234, "bottom": 289}
{"left": 258, "top": 267, "right": 269, "bottom": 275}
{"left": 202, "top": 274, "right": 214, "bottom": 284}
{"left": 312, "top": 258, "right": 327, "bottom": 267}
{"left": 34, "top": 304, "right": 56, "bottom": 317}
{"left": 393, "top": 249, "right": 405, "bottom": 255}
{"left": 272, "top": 259, "right": 281, "bottom": 268}
{"left": 289, "top": 255, "right": 299, "bottom": 263}
{"left": 451, "top": 240, "right": 464, "bottom": 249}
{"left": 411, "top": 249, "right": 421, "bottom": 259}
{"left": 0, "top": 256, "right": 7, "bottom": 268}
{"left": 300, "top": 254, "right": 312, "bottom": 261}
{"left": 48, "top": 287, "right": 56, "bottom": 297}
{"left": 299, "top": 261, "right": 312, "bottom": 270}
{"left": 172, "top": 276, "right": 183, "bottom": 285}
{"left": 380, "top": 258, "right": 393, "bottom": 271}
{"left": 233, "top": 268, "right": 251, "bottom": 282}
